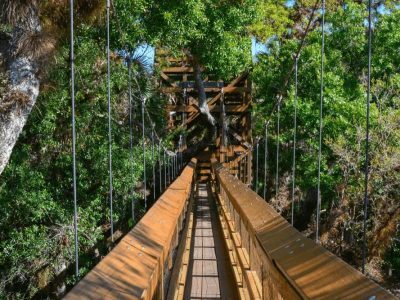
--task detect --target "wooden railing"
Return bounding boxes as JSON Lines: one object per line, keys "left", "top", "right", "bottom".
{"left": 64, "top": 159, "right": 197, "bottom": 300}
{"left": 211, "top": 159, "right": 395, "bottom": 300}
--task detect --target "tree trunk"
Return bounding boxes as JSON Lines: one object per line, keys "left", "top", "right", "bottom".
{"left": 0, "top": 1, "right": 42, "bottom": 175}
{"left": 192, "top": 58, "right": 216, "bottom": 126}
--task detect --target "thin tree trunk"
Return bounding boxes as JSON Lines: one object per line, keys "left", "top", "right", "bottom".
{"left": 0, "top": 1, "right": 42, "bottom": 175}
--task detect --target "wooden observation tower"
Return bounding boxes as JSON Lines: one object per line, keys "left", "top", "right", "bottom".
{"left": 156, "top": 50, "right": 253, "bottom": 184}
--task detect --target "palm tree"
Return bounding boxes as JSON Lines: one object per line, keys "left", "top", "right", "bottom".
{"left": 0, "top": 0, "right": 103, "bottom": 175}
{"left": 0, "top": 0, "right": 43, "bottom": 174}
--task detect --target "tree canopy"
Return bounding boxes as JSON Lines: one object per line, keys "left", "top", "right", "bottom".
{"left": 0, "top": 0, "right": 399, "bottom": 298}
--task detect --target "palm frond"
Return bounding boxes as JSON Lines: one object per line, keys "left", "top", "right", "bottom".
{"left": 1, "top": 0, "right": 39, "bottom": 28}
{"left": 14, "top": 31, "right": 55, "bottom": 60}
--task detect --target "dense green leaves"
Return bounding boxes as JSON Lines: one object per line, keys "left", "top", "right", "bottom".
{"left": 252, "top": 2, "right": 400, "bottom": 282}
{"left": 0, "top": 0, "right": 399, "bottom": 297}
{"left": 0, "top": 23, "right": 165, "bottom": 298}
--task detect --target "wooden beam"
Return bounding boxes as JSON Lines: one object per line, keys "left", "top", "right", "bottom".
{"left": 163, "top": 67, "right": 194, "bottom": 73}
{"left": 167, "top": 103, "right": 250, "bottom": 114}
{"left": 160, "top": 71, "right": 178, "bottom": 87}
{"left": 160, "top": 87, "right": 249, "bottom": 94}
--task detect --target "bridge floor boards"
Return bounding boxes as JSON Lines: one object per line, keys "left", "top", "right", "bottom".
{"left": 184, "top": 183, "right": 238, "bottom": 300}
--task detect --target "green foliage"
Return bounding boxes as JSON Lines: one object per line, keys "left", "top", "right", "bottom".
{"left": 252, "top": 2, "right": 400, "bottom": 278}
{"left": 1, "top": 0, "right": 400, "bottom": 297}
{"left": 141, "top": 0, "right": 260, "bottom": 79}
{"left": 0, "top": 23, "right": 166, "bottom": 298}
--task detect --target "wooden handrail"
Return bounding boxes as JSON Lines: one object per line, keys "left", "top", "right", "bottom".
{"left": 210, "top": 158, "right": 395, "bottom": 300}
{"left": 64, "top": 159, "right": 197, "bottom": 300}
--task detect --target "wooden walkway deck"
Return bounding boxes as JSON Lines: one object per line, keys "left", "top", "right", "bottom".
{"left": 184, "top": 183, "right": 238, "bottom": 300}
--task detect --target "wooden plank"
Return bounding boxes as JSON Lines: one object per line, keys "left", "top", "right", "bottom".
{"left": 161, "top": 86, "right": 250, "bottom": 94}
{"left": 163, "top": 66, "right": 194, "bottom": 73}
{"left": 184, "top": 183, "right": 238, "bottom": 299}
{"left": 167, "top": 103, "right": 250, "bottom": 113}
{"left": 203, "top": 276, "right": 221, "bottom": 298}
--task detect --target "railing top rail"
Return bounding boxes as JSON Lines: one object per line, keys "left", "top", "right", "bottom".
{"left": 211, "top": 159, "right": 395, "bottom": 300}
{"left": 64, "top": 158, "right": 197, "bottom": 300}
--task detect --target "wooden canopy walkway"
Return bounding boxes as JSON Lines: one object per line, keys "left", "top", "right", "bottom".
{"left": 64, "top": 52, "right": 396, "bottom": 300}
{"left": 65, "top": 157, "right": 395, "bottom": 299}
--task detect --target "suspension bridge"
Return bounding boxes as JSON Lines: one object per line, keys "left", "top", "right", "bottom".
{"left": 54, "top": 0, "right": 398, "bottom": 299}
{"left": 64, "top": 33, "right": 395, "bottom": 300}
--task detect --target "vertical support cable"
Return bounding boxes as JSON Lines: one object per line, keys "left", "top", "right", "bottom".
{"left": 171, "top": 153, "right": 173, "bottom": 180}
{"left": 174, "top": 154, "right": 176, "bottom": 177}
{"left": 362, "top": 0, "right": 373, "bottom": 274}
{"left": 106, "top": 0, "right": 114, "bottom": 243}
{"left": 170, "top": 154, "right": 172, "bottom": 181}
{"left": 69, "top": 0, "right": 79, "bottom": 278}
{"left": 220, "top": 88, "right": 226, "bottom": 164}
{"left": 151, "top": 130, "right": 156, "bottom": 200}
{"left": 127, "top": 53, "right": 135, "bottom": 222}
{"left": 238, "top": 159, "right": 241, "bottom": 181}
{"left": 263, "top": 123, "right": 268, "bottom": 200}
{"left": 159, "top": 140, "right": 162, "bottom": 195}
{"left": 316, "top": 0, "right": 326, "bottom": 243}
{"left": 244, "top": 155, "right": 247, "bottom": 184}
{"left": 168, "top": 153, "right": 171, "bottom": 184}
{"left": 276, "top": 99, "right": 281, "bottom": 200}
{"left": 163, "top": 149, "right": 167, "bottom": 189}
{"left": 292, "top": 56, "right": 299, "bottom": 226}
{"left": 179, "top": 135, "right": 183, "bottom": 171}
{"left": 141, "top": 98, "right": 147, "bottom": 210}
{"left": 255, "top": 139, "right": 259, "bottom": 193}
{"left": 175, "top": 153, "right": 177, "bottom": 176}
{"left": 173, "top": 154, "right": 176, "bottom": 178}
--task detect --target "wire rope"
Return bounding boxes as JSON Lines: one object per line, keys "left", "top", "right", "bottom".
{"left": 151, "top": 130, "right": 156, "bottom": 200}
{"left": 106, "top": 0, "right": 114, "bottom": 242}
{"left": 275, "top": 99, "right": 281, "bottom": 200}
{"left": 127, "top": 53, "right": 135, "bottom": 222}
{"left": 263, "top": 123, "right": 268, "bottom": 200}
{"left": 255, "top": 139, "right": 259, "bottom": 193}
{"left": 291, "top": 56, "right": 299, "bottom": 226}
{"left": 362, "top": 0, "right": 373, "bottom": 274}
{"left": 159, "top": 140, "right": 162, "bottom": 194}
{"left": 316, "top": 0, "right": 326, "bottom": 243}
{"left": 141, "top": 98, "right": 147, "bottom": 210}
{"left": 69, "top": 0, "right": 79, "bottom": 278}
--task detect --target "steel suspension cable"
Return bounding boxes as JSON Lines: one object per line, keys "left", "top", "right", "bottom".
{"left": 263, "top": 123, "right": 269, "bottom": 200}
{"left": 275, "top": 100, "right": 281, "bottom": 200}
{"left": 127, "top": 54, "right": 135, "bottom": 222}
{"left": 141, "top": 98, "right": 147, "bottom": 210}
{"left": 255, "top": 138, "right": 259, "bottom": 193}
{"left": 151, "top": 130, "right": 156, "bottom": 200}
{"left": 176, "top": 154, "right": 179, "bottom": 175}
{"left": 69, "top": 0, "right": 79, "bottom": 278}
{"left": 106, "top": 0, "right": 114, "bottom": 242}
{"left": 175, "top": 153, "right": 177, "bottom": 176}
{"left": 179, "top": 135, "right": 183, "bottom": 171}
{"left": 172, "top": 154, "right": 175, "bottom": 179}
{"left": 167, "top": 151, "right": 170, "bottom": 185}
{"left": 316, "top": 0, "right": 326, "bottom": 243}
{"left": 261, "top": 0, "right": 319, "bottom": 127}
{"left": 163, "top": 149, "right": 167, "bottom": 189}
{"left": 291, "top": 56, "right": 299, "bottom": 226}
{"left": 362, "top": 0, "right": 373, "bottom": 274}
{"left": 159, "top": 140, "right": 162, "bottom": 194}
